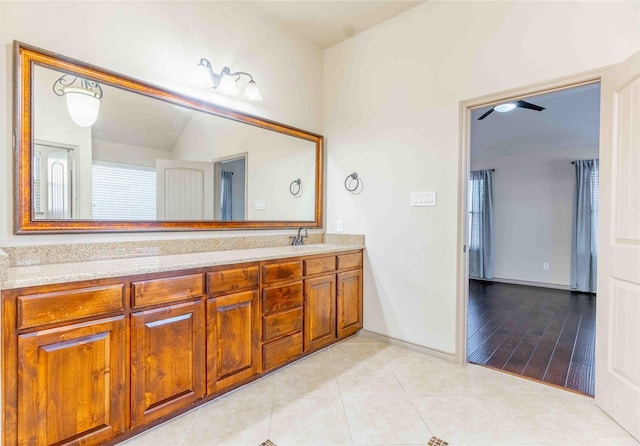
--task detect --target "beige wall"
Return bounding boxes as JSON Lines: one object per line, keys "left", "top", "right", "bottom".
{"left": 0, "top": 1, "right": 323, "bottom": 245}
{"left": 472, "top": 147, "right": 598, "bottom": 288}
{"left": 172, "top": 112, "right": 316, "bottom": 221}
{"left": 324, "top": 1, "right": 640, "bottom": 353}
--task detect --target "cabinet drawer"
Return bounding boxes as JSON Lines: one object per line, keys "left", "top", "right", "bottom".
{"left": 262, "top": 282, "right": 303, "bottom": 314}
{"left": 262, "top": 332, "right": 303, "bottom": 371}
{"left": 262, "top": 261, "right": 302, "bottom": 285}
{"left": 337, "top": 252, "right": 362, "bottom": 271}
{"left": 207, "top": 265, "right": 259, "bottom": 297}
{"left": 132, "top": 274, "right": 203, "bottom": 308}
{"left": 17, "top": 284, "right": 124, "bottom": 330}
{"left": 304, "top": 256, "right": 336, "bottom": 276}
{"left": 263, "top": 307, "right": 303, "bottom": 341}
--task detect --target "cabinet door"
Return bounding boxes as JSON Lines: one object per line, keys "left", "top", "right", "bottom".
{"left": 304, "top": 274, "right": 336, "bottom": 352}
{"left": 17, "top": 316, "right": 126, "bottom": 446}
{"left": 337, "top": 269, "right": 363, "bottom": 339}
{"left": 131, "top": 300, "right": 205, "bottom": 427}
{"left": 207, "top": 290, "right": 259, "bottom": 394}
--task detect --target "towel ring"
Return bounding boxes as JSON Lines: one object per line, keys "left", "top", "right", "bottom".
{"left": 344, "top": 172, "right": 359, "bottom": 192}
{"left": 289, "top": 179, "right": 302, "bottom": 196}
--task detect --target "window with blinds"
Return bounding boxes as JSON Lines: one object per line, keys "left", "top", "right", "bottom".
{"left": 92, "top": 161, "right": 157, "bottom": 220}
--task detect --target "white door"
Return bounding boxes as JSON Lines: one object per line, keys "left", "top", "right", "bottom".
{"left": 596, "top": 52, "right": 640, "bottom": 440}
{"left": 33, "top": 143, "right": 76, "bottom": 219}
{"left": 156, "top": 159, "right": 214, "bottom": 220}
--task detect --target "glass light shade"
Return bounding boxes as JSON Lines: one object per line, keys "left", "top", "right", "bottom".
{"left": 191, "top": 63, "right": 214, "bottom": 88}
{"left": 217, "top": 73, "right": 239, "bottom": 96}
{"left": 494, "top": 103, "right": 517, "bottom": 113}
{"left": 244, "top": 80, "right": 263, "bottom": 101}
{"left": 63, "top": 87, "right": 101, "bottom": 127}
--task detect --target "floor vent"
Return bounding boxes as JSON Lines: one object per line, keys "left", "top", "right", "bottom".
{"left": 427, "top": 436, "right": 449, "bottom": 446}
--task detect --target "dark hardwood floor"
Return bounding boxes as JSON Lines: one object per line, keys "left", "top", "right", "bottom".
{"left": 467, "top": 279, "right": 595, "bottom": 396}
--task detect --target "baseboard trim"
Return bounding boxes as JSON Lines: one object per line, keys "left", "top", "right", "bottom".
{"left": 359, "top": 329, "right": 457, "bottom": 363}
{"left": 471, "top": 277, "right": 571, "bottom": 291}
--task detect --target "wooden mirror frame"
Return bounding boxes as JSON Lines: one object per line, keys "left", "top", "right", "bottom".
{"left": 13, "top": 41, "right": 323, "bottom": 233}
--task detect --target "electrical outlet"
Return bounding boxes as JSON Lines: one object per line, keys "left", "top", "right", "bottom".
{"left": 543, "top": 262, "right": 550, "bottom": 271}
{"left": 336, "top": 219, "right": 344, "bottom": 233}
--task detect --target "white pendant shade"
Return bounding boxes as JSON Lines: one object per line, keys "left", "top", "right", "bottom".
{"left": 191, "top": 63, "right": 214, "bottom": 88}
{"left": 244, "top": 80, "right": 263, "bottom": 102}
{"left": 218, "top": 73, "right": 239, "bottom": 96}
{"left": 64, "top": 86, "right": 101, "bottom": 127}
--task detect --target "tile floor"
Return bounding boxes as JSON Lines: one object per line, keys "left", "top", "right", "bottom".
{"left": 122, "top": 334, "right": 639, "bottom": 446}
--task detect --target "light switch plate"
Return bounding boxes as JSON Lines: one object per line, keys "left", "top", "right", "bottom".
{"left": 336, "top": 219, "right": 344, "bottom": 233}
{"left": 410, "top": 191, "right": 437, "bottom": 207}
{"left": 254, "top": 199, "right": 266, "bottom": 210}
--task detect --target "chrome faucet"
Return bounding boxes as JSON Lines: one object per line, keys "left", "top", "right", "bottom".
{"left": 291, "top": 227, "right": 308, "bottom": 246}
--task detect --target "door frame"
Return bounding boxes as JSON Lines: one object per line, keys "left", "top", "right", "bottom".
{"left": 455, "top": 68, "right": 606, "bottom": 365}
{"left": 213, "top": 152, "right": 248, "bottom": 220}
{"left": 33, "top": 140, "right": 78, "bottom": 219}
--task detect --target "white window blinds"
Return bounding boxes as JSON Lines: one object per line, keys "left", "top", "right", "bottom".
{"left": 92, "top": 161, "right": 157, "bottom": 220}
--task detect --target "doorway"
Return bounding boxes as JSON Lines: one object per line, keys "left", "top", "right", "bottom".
{"left": 33, "top": 142, "right": 77, "bottom": 219}
{"left": 463, "top": 82, "right": 600, "bottom": 395}
{"left": 214, "top": 154, "right": 247, "bottom": 221}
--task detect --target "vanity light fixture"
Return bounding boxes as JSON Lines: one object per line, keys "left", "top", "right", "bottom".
{"left": 192, "top": 58, "right": 263, "bottom": 101}
{"left": 53, "top": 74, "right": 103, "bottom": 127}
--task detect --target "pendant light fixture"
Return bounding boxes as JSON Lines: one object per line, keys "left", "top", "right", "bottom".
{"left": 53, "top": 74, "right": 103, "bottom": 127}
{"left": 192, "top": 58, "right": 262, "bottom": 101}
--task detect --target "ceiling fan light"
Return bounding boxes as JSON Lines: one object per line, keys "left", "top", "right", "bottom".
{"left": 63, "top": 86, "right": 101, "bottom": 127}
{"left": 494, "top": 103, "right": 517, "bottom": 113}
{"left": 244, "top": 80, "right": 262, "bottom": 102}
{"left": 217, "top": 72, "right": 239, "bottom": 96}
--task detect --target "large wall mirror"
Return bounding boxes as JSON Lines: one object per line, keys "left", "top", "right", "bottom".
{"left": 13, "top": 41, "right": 323, "bottom": 233}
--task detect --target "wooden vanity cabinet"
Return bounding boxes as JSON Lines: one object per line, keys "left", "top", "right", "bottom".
{"left": 304, "top": 256, "right": 337, "bottom": 351}
{"left": 303, "top": 252, "right": 364, "bottom": 352}
{"left": 130, "top": 300, "right": 205, "bottom": 427}
{"left": 337, "top": 253, "right": 364, "bottom": 339}
{"left": 2, "top": 249, "right": 363, "bottom": 446}
{"left": 261, "top": 260, "right": 304, "bottom": 371}
{"left": 129, "top": 274, "right": 206, "bottom": 427}
{"left": 206, "top": 264, "right": 260, "bottom": 394}
{"left": 2, "top": 282, "right": 127, "bottom": 446}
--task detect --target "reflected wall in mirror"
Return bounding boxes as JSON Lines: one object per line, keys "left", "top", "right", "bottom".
{"left": 15, "top": 41, "right": 323, "bottom": 233}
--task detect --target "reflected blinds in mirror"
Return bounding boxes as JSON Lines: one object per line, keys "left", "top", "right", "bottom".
{"left": 92, "top": 161, "right": 156, "bottom": 220}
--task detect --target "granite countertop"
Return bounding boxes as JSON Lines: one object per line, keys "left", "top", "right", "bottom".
{"left": 2, "top": 242, "right": 364, "bottom": 290}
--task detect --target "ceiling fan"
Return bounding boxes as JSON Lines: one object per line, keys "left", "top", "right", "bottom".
{"left": 477, "top": 100, "right": 545, "bottom": 120}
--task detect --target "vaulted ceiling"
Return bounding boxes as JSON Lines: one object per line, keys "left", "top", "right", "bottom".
{"left": 245, "top": 1, "right": 425, "bottom": 49}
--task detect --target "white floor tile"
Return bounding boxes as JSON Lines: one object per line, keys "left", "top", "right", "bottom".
{"left": 335, "top": 362, "right": 406, "bottom": 398}
{"left": 275, "top": 366, "right": 340, "bottom": 399}
{"left": 342, "top": 397, "right": 431, "bottom": 444}
{"left": 270, "top": 398, "right": 352, "bottom": 445}
{"left": 183, "top": 398, "right": 272, "bottom": 445}
{"left": 120, "top": 334, "right": 640, "bottom": 446}
{"left": 412, "top": 395, "right": 517, "bottom": 444}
